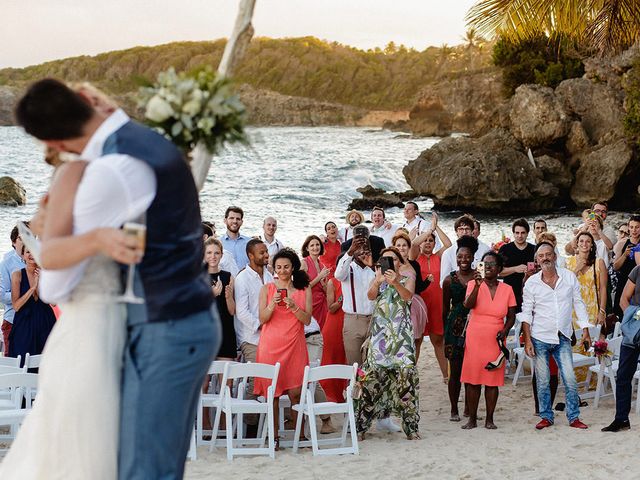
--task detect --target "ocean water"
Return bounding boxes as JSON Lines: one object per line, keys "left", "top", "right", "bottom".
{"left": 0, "top": 125, "right": 622, "bottom": 258}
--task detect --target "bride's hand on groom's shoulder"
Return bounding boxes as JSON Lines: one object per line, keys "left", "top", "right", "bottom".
{"left": 94, "top": 228, "right": 143, "bottom": 265}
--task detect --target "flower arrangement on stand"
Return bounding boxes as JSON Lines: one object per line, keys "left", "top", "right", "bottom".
{"left": 138, "top": 67, "right": 248, "bottom": 156}
{"left": 492, "top": 231, "right": 512, "bottom": 253}
{"left": 593, "top": 340, "right": 613, "bottom": 367}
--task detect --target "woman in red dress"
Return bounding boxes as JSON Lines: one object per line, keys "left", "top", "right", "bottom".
{"left": 320, "top": 221, "right": 341, "bottom": 278}
{"left": 320, "top": 276, "right": 347, "bottom": 402}
{"left": 256, "top": 248, "right": 312, "bottom": 449}
{"left": 410, "top": 212, "right": 452, "bottom": 381}
{"left": 461, "top": 251, "right": 516, "bottom": 430}
{"left": 301, "top": 235, "right": 330, "bottom": 329}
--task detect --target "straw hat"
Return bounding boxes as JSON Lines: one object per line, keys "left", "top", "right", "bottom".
{"left": 345, "top": 209, "right": 365, "bottom": 224}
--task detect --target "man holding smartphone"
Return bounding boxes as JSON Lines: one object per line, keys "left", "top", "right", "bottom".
{"left": 520, "top": 242, "right": 592, "bottom": 430}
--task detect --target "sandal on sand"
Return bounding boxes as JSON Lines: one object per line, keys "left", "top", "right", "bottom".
{"left": 406, "top": 433, "right": 421, "bottom": 440}
{"left": 450, "top": 414, "right": 461, "bottom": 422}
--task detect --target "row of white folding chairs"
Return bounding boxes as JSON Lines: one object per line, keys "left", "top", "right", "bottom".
{"left": 200, "top": 360, "right": 359, "bottom": 460}
{"left": 0, "top": 353, "right": 42, "bottom": 370}
{"left": 0, "top": 373, "right": 39, "bottom": 446}
{"left": 511, "top": 323, "right": 602, "bottom": 386}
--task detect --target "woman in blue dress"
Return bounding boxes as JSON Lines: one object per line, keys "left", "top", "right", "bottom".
{"left": 8, "top": 246, "right": 56, "bottom": 366}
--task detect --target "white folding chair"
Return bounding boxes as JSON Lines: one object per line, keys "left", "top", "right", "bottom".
{"left": 0, "top": 355, "right": 21, "bottom": 368}
{"left": 587, "top": 336, "right": 624, "bottom": 408}
{"left": 610, "top": 321, "right": 622, "bottom": 339}
{"left": 511, "top": 319, "right": 534, "bottom": 385}
{"left": 572, "top": 326, "right": 601, "bottom": 391}
{"left": 210, "top": 362, "right": 280, "bottom": 460}
{"left": 196, "top": 360, "right": 237, "bottom": 446}
{"left": 0, "top": 373, "right": 38, "bottom": 444}
{"left": 504, "top": 320, "right": 521, "bottom": 378}
{"left": 24, "top": 353, "right": 43, "bottom": 370}
{"left": 0, "top": 365, "right": 27, "bottom": 407}
{"left": 292, "top": 363, "right": 359, "bottom": 456}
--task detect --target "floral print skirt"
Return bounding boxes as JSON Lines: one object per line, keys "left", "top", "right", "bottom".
{"left": 355, "top": 365, "right": 420, "bottom": 436}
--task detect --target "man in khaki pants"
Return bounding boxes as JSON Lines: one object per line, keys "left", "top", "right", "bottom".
{"left": 334, "top": 239, "right": 375, "bottom": 367}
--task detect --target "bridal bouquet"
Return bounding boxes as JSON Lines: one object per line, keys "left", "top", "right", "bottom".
{"left": 138, "top": 67, "right": 248, "bottom": 155}
{"left": 352, "top": 368, "right": 368, "bottom": 400}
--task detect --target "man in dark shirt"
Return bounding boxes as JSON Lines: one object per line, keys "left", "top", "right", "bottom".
{"left": 499, "top": 218, "right": 535, "bottom": 311}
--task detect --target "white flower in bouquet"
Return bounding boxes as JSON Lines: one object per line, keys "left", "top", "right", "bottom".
{"left": 138, "top": 67, "right": 247, "bottom": 156}
{"left": 145, "top": 95, "right": 175, "bottom": 123}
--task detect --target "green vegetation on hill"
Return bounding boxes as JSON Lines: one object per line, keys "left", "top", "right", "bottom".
{"left": 0, "top": 36, "right": 491, "bottom": 110}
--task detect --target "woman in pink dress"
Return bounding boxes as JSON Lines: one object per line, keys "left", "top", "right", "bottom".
{"left": 410, "top": 212, "right": 452, "bottom": 381}
{"left": 320, "top": 222, "right": 342, "bottom": 278}
{"left": 301, "top": 235, "right": 330, "bottom": 329}
{"left": 257, "top": 248, "right": 312, "bottom": 449}
{"left": 461, "top": 251, "right": 516, "bottom": 430}
{"left": 320, "top": 276, "right": 347, "bottom": 402}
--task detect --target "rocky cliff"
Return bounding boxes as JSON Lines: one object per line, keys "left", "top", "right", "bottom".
{"left": 403, "top": 47, "right": 640, "bottom": 212}
{"left": 0, "top": 86, "right": 18, "bottom": 126}
{"left": 387, "top": 69, "right": 506, "bottom": 136}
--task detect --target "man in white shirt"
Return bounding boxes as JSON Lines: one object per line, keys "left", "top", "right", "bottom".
{"left": 262, "top": 216, "right": 284, "bottom": 260}
{"left": 401, "top": 201, "right": 430, "bottom": 236}
{"left": 521, "top": 242, "right": 592, "bottom": 430}
{"left": 339, "top": 210, "right": 365, "bottom": 243}
{"left": 233, "top": 238, "right": 272, "bottom": 428}
{"left": 369, "top": 207, "right": 398, "bottom": 247}
{"left": 440, "top": 215, "right": 491, "bottom": 286}
{"left": 0, "top": 225, "right": 26, "bottom": 355}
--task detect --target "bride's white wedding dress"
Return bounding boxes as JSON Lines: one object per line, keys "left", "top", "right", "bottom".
{"left": 0, "top": 255, "right": 126, "bottom": 479}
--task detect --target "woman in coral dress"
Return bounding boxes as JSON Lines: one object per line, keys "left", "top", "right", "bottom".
{"left": 301, "top": 235, "right": 330, "bottom": 329}
{"left": 320, "top": 221, "right": 342, "bottom": 278}
{"left": 461, "top": 251, "right": 516, "bottom": 430}
{"left": 320, "top": 277, "right": 347, "bottom": 402}
{"left": 411, "top": 212, "right": 452, "bottom": 380}
{"left": 256, "top": 248, "right": 312, "bottom": 449}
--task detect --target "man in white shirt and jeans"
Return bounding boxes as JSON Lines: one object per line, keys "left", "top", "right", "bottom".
{"left": 234, "top": 238, "right": 272, "bottom": 427}
{"left": 521, "top": 242, "right": 592, "bottom": 430}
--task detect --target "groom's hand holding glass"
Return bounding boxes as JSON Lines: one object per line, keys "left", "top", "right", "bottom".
{"left": 96, "top": 227, "right": 145, "bottom": 265}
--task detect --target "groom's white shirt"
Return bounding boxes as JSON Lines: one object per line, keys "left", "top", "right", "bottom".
{"left": 40, "top": 110, "right": 157, "bottom": 303}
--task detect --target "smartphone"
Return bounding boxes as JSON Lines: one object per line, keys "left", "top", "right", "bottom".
{"left": 379, "top": 256, "right": 394, "bottom": 274}
{"left": 278, "top": 288, "right": 287, "bottom": 305}
{"left": 527, "top": 262, "right": 536, "bottom": 273}
{"left": 477, "top": 261, "right": 485, "bottom": 279}
{"left": 588, "top": 211, "right": 596, "bottom": 221}
{"left": 353, "top": 225, "right": 370, "bottom": 239}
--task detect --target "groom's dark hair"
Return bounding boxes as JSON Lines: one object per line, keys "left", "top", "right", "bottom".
{"left": 15, "top": 78, "right": 93, "bottom": 140}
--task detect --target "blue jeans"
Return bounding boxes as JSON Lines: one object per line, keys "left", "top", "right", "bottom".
{"left": 532, "top": 335, "right": 580, "bottom": 423}
{"left": 118, "top": 306, "right": 220, "bottom": 480}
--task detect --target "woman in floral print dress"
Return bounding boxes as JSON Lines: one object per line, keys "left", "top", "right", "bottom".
{"left": 355, "top": 247, "right": 420, "bottom": 440}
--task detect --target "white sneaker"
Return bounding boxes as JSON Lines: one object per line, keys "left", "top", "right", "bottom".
{"left": 376, "top": 417, "right": 402, "bottom": 433}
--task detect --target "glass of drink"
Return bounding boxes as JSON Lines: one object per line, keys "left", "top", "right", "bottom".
{"left": 116, "top": 222, "right": 146, "bottom": 304}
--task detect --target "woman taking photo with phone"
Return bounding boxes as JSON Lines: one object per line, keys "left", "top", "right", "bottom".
{"left": 257, "top": 248, "right": 312, "bottom": 449}
{"left": 355, "top": 247, "right": 420, "bottom": 440}
{"left": 461, "top": 251, "right": 516, "bottom": 430}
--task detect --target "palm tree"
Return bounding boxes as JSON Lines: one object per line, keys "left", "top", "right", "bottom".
{"left": 466, "top": 0, "right": 640, "bottom": 55}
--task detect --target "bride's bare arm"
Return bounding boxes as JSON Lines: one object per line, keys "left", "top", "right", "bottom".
{"left": 39, "top": 162, "right": 140, "bottom": 269}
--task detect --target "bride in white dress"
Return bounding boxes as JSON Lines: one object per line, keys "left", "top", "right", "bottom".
{"left": 0, "top": 88, "right": 145, "bottom": 479}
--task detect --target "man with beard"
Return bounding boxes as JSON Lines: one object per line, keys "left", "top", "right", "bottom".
{"left": 340, "top": 209, "right": 365, "bottom": 243}
{"left": 521, "top": 242, "right": 592, "bottom": 430}
{"left": 221, "top": 206, "right": 251, "bottom": 270}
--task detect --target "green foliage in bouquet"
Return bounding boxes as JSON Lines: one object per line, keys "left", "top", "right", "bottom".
{"left": 492, "top": 34, "right": 585, "bottom": 95}
{"left": 138, "top": 67, "right": 248, "bottom": 155}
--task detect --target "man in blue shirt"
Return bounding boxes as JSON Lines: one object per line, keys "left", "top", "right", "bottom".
{"left": 220, "top": 206, "right": 251, "bottom": 270}
{"left": 1, "top": 224, "right": 27, "bottom": 355}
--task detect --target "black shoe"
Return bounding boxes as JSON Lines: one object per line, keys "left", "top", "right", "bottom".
{"left": 601, "top": 420, "right": 630, "bottom": 432}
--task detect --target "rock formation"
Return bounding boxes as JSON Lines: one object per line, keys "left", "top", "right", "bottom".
{"left": 348, "top": 185, "right": 416, "bottom": 211}
{"left": 0, "top": 176, "right": 27, "bottom": 206}
{"left": 403, "top": 49, "right": 640, "bottom": 212}
{"left": 0, "top": 86, "right": 18, "bottom": 126}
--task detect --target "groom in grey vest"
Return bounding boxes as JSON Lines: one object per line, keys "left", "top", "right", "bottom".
{"left": 16, "top": 79, "right": 220, "bottom": 479}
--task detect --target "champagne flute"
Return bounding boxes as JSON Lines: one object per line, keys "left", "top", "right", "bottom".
{"left": 116, "top": 222, "right": 146, "bottom": 304}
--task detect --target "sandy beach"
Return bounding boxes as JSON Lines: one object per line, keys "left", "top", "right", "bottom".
{"left": 185, "top": 344, "right": 639, "bottom": 480}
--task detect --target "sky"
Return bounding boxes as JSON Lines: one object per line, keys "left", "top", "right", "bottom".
{"left": 0, "top": 0, "right": 480, "bottom": 69}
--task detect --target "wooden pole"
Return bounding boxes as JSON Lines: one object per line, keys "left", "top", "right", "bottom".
{"left": 192, "top": 0, "right": 257, "bottom": 191}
